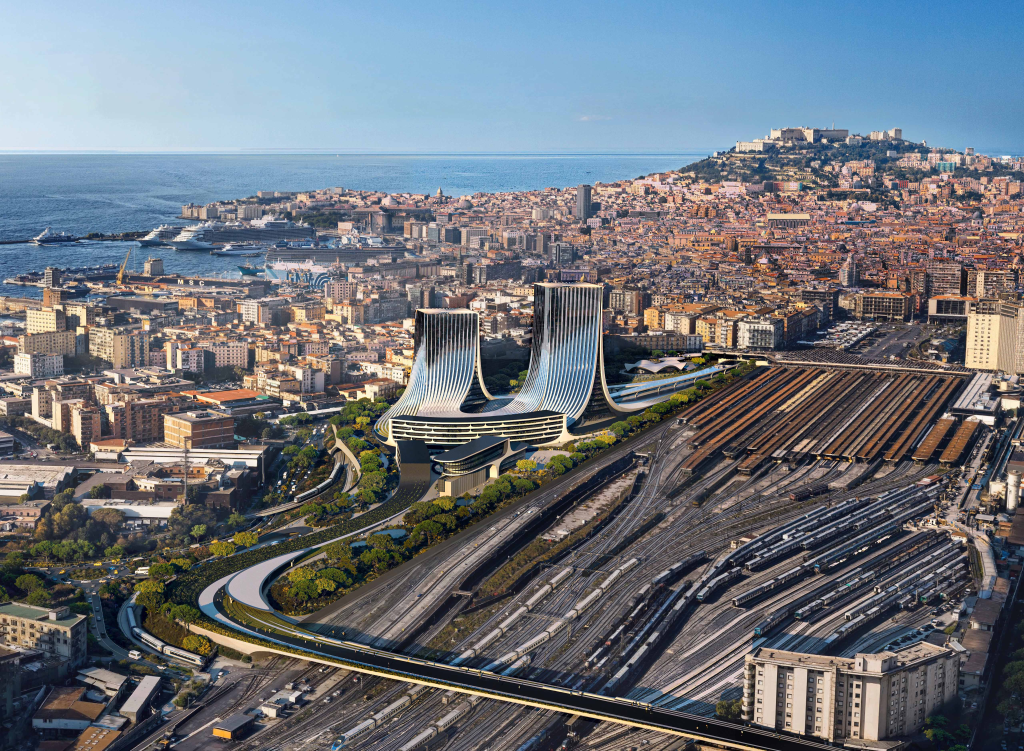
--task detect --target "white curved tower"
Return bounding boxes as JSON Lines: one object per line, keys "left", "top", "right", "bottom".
{"left": 490, "top": 283, "right": 613, "bottom": 423}
{"left": 375, "top": 309, "right": 491, "bottom": 440}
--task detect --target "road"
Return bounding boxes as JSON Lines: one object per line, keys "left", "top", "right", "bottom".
{"left": 860, "top": 323, "right": 928, "bottom": 359}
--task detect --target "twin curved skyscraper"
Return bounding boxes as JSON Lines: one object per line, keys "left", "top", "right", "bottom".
{"left": 375, "top": 283, "right": 636, "bottom": 447}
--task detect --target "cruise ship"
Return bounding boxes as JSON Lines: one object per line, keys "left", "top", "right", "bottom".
{"left": 33, "top": 227, "right": 79, "bottom": 245}
{"left": 167, "top": 215, "right": 316, "bottom": 251}
{"left": 138, "top": 224, "right": 186, "bottom": 247}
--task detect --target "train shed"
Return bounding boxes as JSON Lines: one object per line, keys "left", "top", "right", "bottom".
{"left": 213, "top": 713, "right": 255, "bottom": 740}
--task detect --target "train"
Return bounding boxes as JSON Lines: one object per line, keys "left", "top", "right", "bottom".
{"left": 788, "top": 483, "right": 830, "bottom": 502}
{"left": 696, "top": 567, "right": 742, "bottom": 602}
{"left": 732, "top": 565, "right": 808, "bottom": 607}
{"left": 130, "top": 626, "right": 207, "bottom": 666}
{"left": 333, "top": 685, "right": 427, "bottom": 749}
{"left": 294, "top": 449, "right": 347, "bottom": 504}
{"left": 453, "top": 567, "right": 574, "bottom": 666}
{"left": 482, "top": 560, "right": 639, "bottom": 672}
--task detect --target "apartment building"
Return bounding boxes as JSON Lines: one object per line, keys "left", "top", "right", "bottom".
{"left": 164, "top": 410, "right": 235, "bottom": 450}
{"left": 19, "top": 330, "right": 76, "bottom": 357}
{"left": 89, "top": 328, "right": 149, "bottom": 369}
{"left": 71, "top": 405, "right": 102, "bottom": 449}
{"left": 853, "top": 293, "right": 913, "bottom": 322}
{"left": 291, "top": 302, "right": 326, "bottom": 322}
{"left": 609, "top": 288, "right": 645, "bottom": 315}
{"left": 279, "top": 364, "right": 325, "bottom": 394}
{"left": 241, "top": 297, "right": 288, "bottom": 325}
{"left": 737, "top": 316, "right": 785, "bottom": 349}
{"left": 0, "top": 603, "right": 87, "bottom": 669}
{"left": 26, "top": 308, "right": 66, "bottom": 335}
{"left": 202, "top": 340, "right": 249, "bottom": 369}
{"left": 965, "top": 300, "right": 1020, "bottom": 372}
{"left": 743, "top": 644, "right": 958, "bottom": 743}
{"left": 14, "top": 352, "right": 63, "bottom": 378}
{"left": 175, "top": 347, "right": 214, "bottom": 374}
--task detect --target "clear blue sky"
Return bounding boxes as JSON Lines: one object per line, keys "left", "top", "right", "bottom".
{"left": 2, "top": 0, "right": 1021, "bottom": 153}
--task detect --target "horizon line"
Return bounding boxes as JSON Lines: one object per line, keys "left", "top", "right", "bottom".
{"left": 0, "top": 148, "right": 721, "bottom": 157}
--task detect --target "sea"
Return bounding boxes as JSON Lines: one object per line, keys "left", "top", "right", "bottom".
{"left": 0, "top": 152, "right": 706, "bottom": 298}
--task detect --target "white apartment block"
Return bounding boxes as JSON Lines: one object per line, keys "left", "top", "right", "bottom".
{"left": 743, "top": 644, "right": 958, "bottom": 743}
{"left": 359, "top": 361, "right": 410, "bottom": 385}
{"left": 965, "top": 300, "right": 1021, "bottom": 372}
{"left": 737, "top": 316, "right": 785, "bottom": 350}
{"left": 201, "top": 340, "right": 249, "bottom": 368}
{"left": 14, "top": 352, "right": 63, "bottom": 378}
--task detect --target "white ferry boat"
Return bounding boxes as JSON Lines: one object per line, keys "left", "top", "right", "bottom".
{"left": 33, "top": 227, "right": 79, "bottom": 245}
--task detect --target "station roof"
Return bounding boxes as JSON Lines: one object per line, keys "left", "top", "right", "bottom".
{"left": 214, "top": 713, "right": 255, "bottom": 732}
{"left": 434, "top": 435, "right": 507, "bottom": 464}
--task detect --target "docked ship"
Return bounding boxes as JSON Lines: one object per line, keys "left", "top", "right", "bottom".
{"left": 138, "top": 224, "right": 186, "bottom": 247}
{"left": 262, "top": 235, "right": 404, "bottom": 279}
{"left": 168, "top": 215, "right": 316, "bottom": 251}
{"left": 33, "top": 227, "right": 79, "bottom": 245}
{"left": 210, "top": 243, "right": 266, "bottom": 257}
{"left": 237, "top": 263, "right": 263, "bottom": 276}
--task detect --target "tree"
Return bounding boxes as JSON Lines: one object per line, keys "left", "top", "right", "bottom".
{"left": 104, "top": 545, "right": 125, "bottom": 559}
{"left": 233, "top": 531, "right": 258, "bottom": 548}
{"left": 182, "top": 634, "right": 212, "bottom": 655}
{"left": 172, "top": 604, "right": 201, "bottom": 631}
{"left": 226, "top": 512, "right": 246, "bottom": 529}
{"left": 89, "top": 483, "right": 112, "bottom": 499}
{"left": 609, "top": 421, "right": 631, "bottom": 437}
{"left": 31, "top": 541, "right": 55, "bottom": 563}
{"left": 16, "top": 574, "right": 44, "bottom": 593}
{"left": 209, "top": 541, "right": 236, "bottom": 557}
{"left": 190, "top": 524, "right": 207, "bottom": 541}
{"left": 287, "top": 567, "right": 316, "bottom": 583}
{"left": 516, "top": 459, "right": 538, "bottom": 472}
{"left": 318, "top": 568, "right": 352, "bottom": 588}
{"left": 149, "top": 563, "right": 176, "bottom": 580}
{"left": 27, "top": 589, "right": 52, "bottom": 607}
{"left": 135, "top": 579, "right": 165, "bottom": 596}
{"left": 546, "top": 455, "right": 573, "bottom": 476}
{"left": 168, "top": 505, "right": 216, "bottom": 539}
{"left": 715, "top": 698, "right": 742, "bottom": 721}
{"left": 367, "top": 533, "right": 397, "bottom": 551}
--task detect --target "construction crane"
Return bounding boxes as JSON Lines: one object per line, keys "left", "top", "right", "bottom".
{"left": 116, "top": 246, "right": 132, "bottom": 286}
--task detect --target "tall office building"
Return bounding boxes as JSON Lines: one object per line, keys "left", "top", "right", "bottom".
{"left": 43, "top": 267, "right": 61, "bottom": 289}
{"left": 575, "top": 184, "right": 593, "bottom": 221}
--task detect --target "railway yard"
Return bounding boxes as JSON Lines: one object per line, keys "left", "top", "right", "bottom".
{"left": 183, "top": 361, "right": 994, "bottom": 751}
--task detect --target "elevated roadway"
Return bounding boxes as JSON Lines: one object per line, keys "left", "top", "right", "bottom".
{"left": 197, "top": 571, "right": 832, "bottom": 751}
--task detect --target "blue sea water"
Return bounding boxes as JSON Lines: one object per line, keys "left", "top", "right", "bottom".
{"left": 0, "top": 152, "right": 704, "bottom": 297}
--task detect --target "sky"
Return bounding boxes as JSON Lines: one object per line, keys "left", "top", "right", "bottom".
{"left": 1, "top": 0, "right": 1021, "bottom": 154}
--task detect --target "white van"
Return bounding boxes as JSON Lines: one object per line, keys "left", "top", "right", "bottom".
{"left": 128, "top": 650, "right": 142, "bottom": 660}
